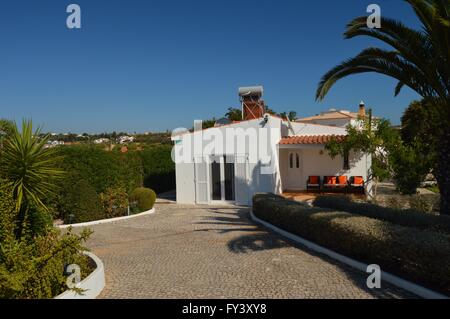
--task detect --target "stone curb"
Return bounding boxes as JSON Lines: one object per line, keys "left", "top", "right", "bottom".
{"left": 57, "top": 208, "right": 155, "bottom": 229}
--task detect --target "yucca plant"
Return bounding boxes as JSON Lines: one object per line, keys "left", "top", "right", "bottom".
{"left": 316, "top": 0, "right": 450, "bottom": 214}
{"left": 0, "top": 120, "right": 64, "bottom": 238}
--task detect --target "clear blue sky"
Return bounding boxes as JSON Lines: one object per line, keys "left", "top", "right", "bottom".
{"left": 0, "top": 0, "right": 421, "bottom": 133}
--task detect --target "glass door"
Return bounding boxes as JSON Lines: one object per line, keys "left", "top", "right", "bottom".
{"left": 224, "top": 155, "right": 235, "bottom": 201}
{"left": 210, "top": 155, "right": 235, "bottom": 203}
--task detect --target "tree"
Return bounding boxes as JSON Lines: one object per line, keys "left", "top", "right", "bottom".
{"left": 0, "top": 120, "right": 64, "bottom": 238}
{"left": 316, "top": 0, "right": 450, "bottom": 214}
{"left": 389, "top": 139, "right": 431, "bottom": 194}
{"left": 202, "top": 118, "right": 216, "bottom": 129}
{"left": 225, "top": 107, "right": 242, "bottom": 121}
{"left": 325, "top": 113, "right": 396, "bottom": 197}
{"left": 401, "top": 99, "right": 439, "bottom": 168}
{"left": 279, "top": 111, "right": 297, "bottom": 121}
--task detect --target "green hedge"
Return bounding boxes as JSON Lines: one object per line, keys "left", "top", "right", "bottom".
{"left": 313, "top": 195, "right": 450, "bottom": 234}
{"left": 129, "top": 187, "right": 156, "bottom": 213}
{"left": 55, "top": 145, "right": 143, "bottom": 195}
{"left": 52, "top": 144, "right": 174, "bottom": 223}
{"left": 139, "top": 145, "right": 175, "bottom": 194}
{"left": 253, "top": 193, "right": 450, "bottom": 295}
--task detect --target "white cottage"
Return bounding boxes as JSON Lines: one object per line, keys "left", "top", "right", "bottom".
{"left": 172, "top": 86, "right": 372, "bottom": 206}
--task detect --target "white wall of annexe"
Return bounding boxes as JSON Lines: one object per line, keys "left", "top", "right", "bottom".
{"left": 172, "top": 115, "right": 373, "bottom": 206}
{"left": 278, "top": 146, "right": 372, "bottom": 193}
{"left": 173, "top": 116, "right": 283, "bottom": 206}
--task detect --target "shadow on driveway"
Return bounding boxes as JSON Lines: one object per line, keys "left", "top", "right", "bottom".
{"left": 195, "top": 206, "right": 417, "bottom": 299}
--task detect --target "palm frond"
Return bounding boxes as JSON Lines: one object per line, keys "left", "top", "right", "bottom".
{"left": 316, "top": 47, "right": 432, "bottom": 100}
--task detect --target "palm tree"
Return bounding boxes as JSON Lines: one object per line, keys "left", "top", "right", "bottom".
{"left": 316, "top": 0, "right": 450, "bottom": 214}
{"left": 0, "top": 120, "right": 64, "bottom": 238}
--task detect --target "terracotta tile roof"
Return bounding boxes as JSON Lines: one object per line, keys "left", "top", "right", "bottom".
{"left": 279, "top": 135, "right": 346, "bottom": 145}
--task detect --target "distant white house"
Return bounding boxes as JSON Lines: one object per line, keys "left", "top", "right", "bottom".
{"left": 172, "top": 86, "right": 373, "bottom": 206}
{"left": 45, "top": 140, "right": 65, "bottom": 148}
{"left": 93, "top": 138, "right": 110, "bottom": 144}
{"left": 118, "top": 135, "right": 135, "bottom": 144}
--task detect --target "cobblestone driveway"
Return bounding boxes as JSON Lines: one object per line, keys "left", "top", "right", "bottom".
{"left": 85, "top": 203, "right": 414, "bottom": 299}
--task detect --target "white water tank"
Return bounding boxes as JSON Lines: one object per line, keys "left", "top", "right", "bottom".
{"left": 238, "top": 86, "right": 264, "bottom": 97}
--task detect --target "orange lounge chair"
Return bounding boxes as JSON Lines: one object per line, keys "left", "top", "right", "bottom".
{"left": 307, "top": 176, "right": 321, "bottom": 191}
{"left": 349, "top": 176, "right": 365, "bottom": 193}
{"left": 323, "top": 176, "right": 337, "bottom": 189}
{"left": 337, "top": 175, "right": 348, "bottom": 187}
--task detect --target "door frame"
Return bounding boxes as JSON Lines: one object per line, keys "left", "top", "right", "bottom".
{"left": 209, "top": 154, "right": 236, "bottom": 205}
{"left": 194, "top": 156, "right": 210, "bottom": 204}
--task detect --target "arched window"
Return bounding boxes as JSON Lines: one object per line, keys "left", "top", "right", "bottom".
{"left": 289, "top": 152, "right": 300, "bottom": 169}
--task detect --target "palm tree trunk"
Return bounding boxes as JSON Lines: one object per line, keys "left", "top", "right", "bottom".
{"left": 436, "top": 125, "right": 450, "bottom": 215}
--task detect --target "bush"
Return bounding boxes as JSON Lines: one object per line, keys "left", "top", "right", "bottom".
{"left": 0, "top": 228, "right": 92, "bottom": 298}
{"left": 253, "top": 193, "right": 450, "bottom": 295}
{"left": 57, "top": 176, "right": 104, "bottom": 224}
{"left": 390, "top": 143, "right": 429, "bottom": 195}
{"left": 313, "top": 195, "right": 450, "bottom": 234}
{"left": 99, "top": 186, "right": 129, "bottom": 218}
{"left": 130, "top": 187, "right": 156, "bottom": 213}
{"left": 0, "top": 180, "right": 92, "bottom": 298}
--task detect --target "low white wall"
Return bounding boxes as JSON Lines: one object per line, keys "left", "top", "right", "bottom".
{"left": 57, "top": 208, "right": 155, "bottom": 229}
{"left": 55, "top": 251, "right": 105, "bottom": 299}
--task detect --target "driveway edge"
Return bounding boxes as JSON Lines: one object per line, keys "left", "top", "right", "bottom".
{"left": 57, "top": 208, "right": 155, "bottom": 229}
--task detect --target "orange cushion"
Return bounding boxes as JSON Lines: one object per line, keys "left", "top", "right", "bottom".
{"left": 310, "top": 176, "right": 319, "bottom": 184}
{"left": 326, "top": 176, "right": 336, "bottom": 184}
{"left": 338, "top": 176, "right": 347, "bottom": 185}
{"left": 354, "top": 176, "right": 364, "bottom": 185}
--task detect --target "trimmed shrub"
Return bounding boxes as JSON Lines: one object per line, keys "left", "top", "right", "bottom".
{"left": 58, "top": 177, "right": 104, "bottom": 224}
{"left": 313, "top": 195, "right": 450, "bottom": 234}
{"left": 253, "top": 193, "right": 450, "bottom": 295}
{"left": 130, "top": 187, "right": 156, "bottom": 213}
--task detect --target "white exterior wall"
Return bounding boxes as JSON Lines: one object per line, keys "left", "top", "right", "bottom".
{"left": 172, "top": 115, "right": 283, "bottom": 206}
{"left": 280, "top": 146, "right": 371, "bottom": 192}
{"left": 174, "top": 161, "right": 196, "bottom": 204}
